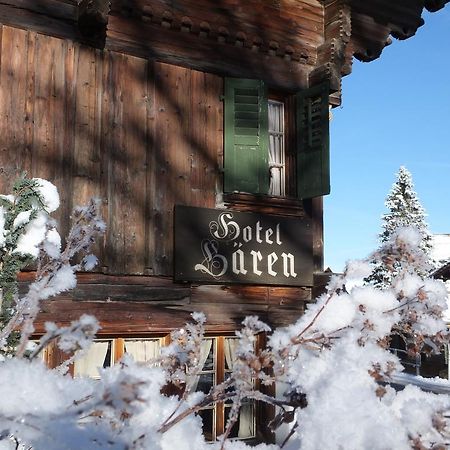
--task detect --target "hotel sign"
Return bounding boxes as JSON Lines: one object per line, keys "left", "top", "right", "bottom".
{"left": 174, "top": 206, "right": 313, "bottom": 286}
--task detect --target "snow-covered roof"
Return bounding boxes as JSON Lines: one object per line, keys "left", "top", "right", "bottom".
{"left": 430, "top": 235, "right": 450, "bottom": 321}
{"left": 431, "top": 234, "right": 450, "bottom": 264}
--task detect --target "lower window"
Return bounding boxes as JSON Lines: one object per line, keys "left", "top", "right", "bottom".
{"left": 72, "top": 335, "right": 258, "bottom": 441}
{"left": 191, "top": 337, "right": 256, "bottom": 441}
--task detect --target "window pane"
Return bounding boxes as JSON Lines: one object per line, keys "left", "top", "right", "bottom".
{"left": 224, "top": 337, "right": 238, "bottom": 371}
{"left": 268, "top": 100, "right": 285, "bottom": 196}
{"left": 202, "top": 338, "right": 215, "bottom": 371}
{"left": 197, "top": 373, "right": 214, "bottom": 394}
{"left": 190, "top": 337, "right": 257, "bottom": 441}
{"left": 186, "top": 339, "right": 215, "bottom": 392}
{"left": 198, "top": 408, "right": 215, "bottom": 441}
{"left": 224, "top": 402, "right": 255, "bottom": 439}
{"left": 74, "top": 340, "right": 112, "bottom": 378}
{"left": 124, "top": 339, "right": 161, "bottom": 363}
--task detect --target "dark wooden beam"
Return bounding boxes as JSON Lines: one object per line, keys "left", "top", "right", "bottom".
{"left": 312, "top": 270, "right": 334, "bottom": 299}
{"left": 105, "top": 14, "right": 310, "bottom": 91}
{"left": 0, "top": 0, "right": 80, "bottom": 41}
{"left": 22, "top": 273, "right": 310, "bottom": 334}
{"left": 78, "top": 0, "right": 110, "bottom": 46}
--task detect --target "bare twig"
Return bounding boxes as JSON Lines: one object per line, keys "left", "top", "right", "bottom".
{"left": 280, "top": 421, "right": 298, "bottom": 449}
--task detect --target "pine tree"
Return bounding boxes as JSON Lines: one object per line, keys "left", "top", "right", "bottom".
{"left": 368, "top": 166, "right": 434, "bottom": 287}
{"left": 0, "top": 175, "right": 58, "bottom": 352}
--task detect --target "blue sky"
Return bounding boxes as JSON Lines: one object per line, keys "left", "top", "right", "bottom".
{"left": 324, "top": 7, "right": 450, "bottom": 272}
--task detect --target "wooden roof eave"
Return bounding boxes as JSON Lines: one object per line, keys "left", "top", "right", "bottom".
{"left": 424, "top": 0, "right": 450, "bottom": 12}
{"left": 315, "top": 0, "right": 449, "bottom": 105}
{"left": 348, "top": 0, "right": 449, "bottom": 61}
{"left": 74, "top": 0, "right": 325, "bottom": 91}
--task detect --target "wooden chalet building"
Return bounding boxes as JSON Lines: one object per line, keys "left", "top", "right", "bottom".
{"left": 0, "top": 0, "right": 448, "bottom": 442}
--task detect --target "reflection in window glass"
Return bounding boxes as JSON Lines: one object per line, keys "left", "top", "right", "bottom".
{"left": 198, "top": 408, "right": 215, "bottom": 442}
{"left": 197, "top": 373, "right": 214, "bottom": 395}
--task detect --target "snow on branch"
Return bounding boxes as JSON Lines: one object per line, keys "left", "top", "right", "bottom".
{"left": 0, "top": 177, "right": 450, "bottom": 450}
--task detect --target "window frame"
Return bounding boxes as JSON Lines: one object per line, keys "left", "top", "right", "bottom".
{"left": 269, "top": 91, "right": 297, "bottom": 200}
{"left": 268, "top": 98, "right": 286, "bottom": 197}
{"left": 222, "top": 77, "right": 330, "bottom": 203}
{"left": 194, "top": 335, "right": 267, "bottom": 443}
{"left": 41, "top": 333, "right": 270, "bottom": 443}
{"left": 222, "top": 92, "right": 303, "bottom": 213}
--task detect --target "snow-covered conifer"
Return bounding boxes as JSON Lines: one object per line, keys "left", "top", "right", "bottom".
{"left": 0, "top": 175, "right": 62, "bottom": 351}
{"left": 368, "top": 166, "right": 434, "bottom": 287}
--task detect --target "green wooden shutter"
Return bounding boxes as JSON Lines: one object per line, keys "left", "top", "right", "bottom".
{"left": 296, "top": 82, "right": 330, "bottom": 199}
{"left": 224, "top": 78, "right": 269, "bottom": 194}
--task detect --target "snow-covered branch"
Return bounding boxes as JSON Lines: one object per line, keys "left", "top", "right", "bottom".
{"left": 1, "top": 177, "right": 450, "bottom": 450}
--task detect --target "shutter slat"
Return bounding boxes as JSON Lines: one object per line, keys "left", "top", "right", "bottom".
{"left": 235, "top": 120, "right": 259, "bottom": 129}
{"left": 235, "top": 95, "right": 259, "bottom": 104}
{"left": 235, "top": 88, "right": 259, "bottom": 96}
{"left": 235, "top": 111, "right": 259, "bottom": 120}
{"left": 234, "top": 104, "right": 259, "bottom": 112}
{"left": 296, "top": 82, "right": 330, "bottom": 199}
{"left": 236, "top": 127, "right": 259, "bottom": 135}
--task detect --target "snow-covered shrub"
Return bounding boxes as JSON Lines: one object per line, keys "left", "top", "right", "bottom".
{"left": 0, "top": 176, "right": 106, "bottom": 358}
{"left": 0, "top": 178, "right": 449, "bottom": 450}
{"left": 266, "top": 227, "right": 450, "bottom": 450}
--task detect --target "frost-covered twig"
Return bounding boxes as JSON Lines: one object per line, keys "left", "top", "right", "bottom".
{"left": 1, "top": 197, "right": 105, "bottom": 357}
{"left": 29, "top": 314, "right": 99, "bottom": 370}
{"left": 1, "top": 177, "right": 449, "bottom": 450}
{"left": 158, "top": 387, "right": 234, "bottom": 434}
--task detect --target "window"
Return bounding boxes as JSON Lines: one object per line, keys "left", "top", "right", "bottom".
{"left": 268, "top": 100, "right": 286, "bottom": 196}
{"left": 73, "top": 338, "right": 164, "bottom": 378}
{"left": 72, "top": 336, "right": 258, "bottom": 441}
{"left": 224, "top": 78, "right": 330, "bottom": 200}
{"left": 190, "top": 337, "right": 256, "bottom": 441}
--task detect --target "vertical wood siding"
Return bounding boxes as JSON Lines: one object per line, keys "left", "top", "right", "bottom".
{"left": 0, "top": 25, "right": 222, "bottom": 276}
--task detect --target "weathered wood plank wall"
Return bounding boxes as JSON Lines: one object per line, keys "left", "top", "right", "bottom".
{"left": 0, "top": 24, "right": 222, "bottom": 277}
{"left": 1, "top": 24, "right": 312, "bottom": 332}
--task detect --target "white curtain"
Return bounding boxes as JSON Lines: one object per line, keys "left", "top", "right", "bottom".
{"left": 237, "top": 403, "right": 254, "bottom": 438}
{"left": 186, "top": 339, "right": 213, "bottom": 392}
{"left": 124, "top": 339, "right": 161, "bottom": 363}
{"left": 74, "top": 341, "right": 109, "bottom": 378}
{"left": 224, "top": 338, "right": 239, "bottom": 371}
{"left": 224, "top": 338, "right": 254, "bottom": 438}
{"left": 268, "top": 100, "right": 285, "bottom": 197}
